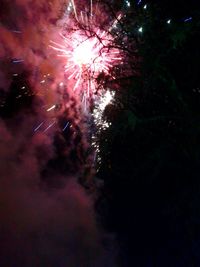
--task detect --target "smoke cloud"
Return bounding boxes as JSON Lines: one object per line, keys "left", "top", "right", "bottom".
{"left": 0, "top": 0, "right": 117, "bottom": 266}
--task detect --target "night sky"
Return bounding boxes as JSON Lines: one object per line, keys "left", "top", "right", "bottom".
{"left": 1, "top": 0, "right": 200, "bottom": 266}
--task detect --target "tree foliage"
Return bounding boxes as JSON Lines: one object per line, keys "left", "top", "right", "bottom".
{"left": 97, "top": 1, "right": 200, "bottom": 266}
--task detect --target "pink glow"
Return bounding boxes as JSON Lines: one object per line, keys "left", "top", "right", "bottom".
{"left": 50, "top": 29, "right": 121, "bottom": 96}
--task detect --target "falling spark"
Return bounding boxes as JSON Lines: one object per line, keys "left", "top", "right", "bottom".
{"left": 12, "top": 30, "right": 21, "bottom": 34}
{"left": 71, "top": 0, "right": 79, "bottom": 21}
{"left": 34, "top": 122, "right": 44, "bottom": 132}
{"left": 98, "top": 90, "right": 114, "bottom": 112}
{"left": 44, "top": 121, "right": 56, "bottom": 132}
{"left": 90, "top": 0, "right": 93, "bottom": 17}
{"left": 12, "top": 59, "right": 24, "bottom": 63}
{"left": 47, "top": 104, "right": 56, "bottom": 112}
{"left": 92, "top": 89, "right": 115, "bottom": 164}
{"left": 184, "top": 17, "right": 192, "bottom": 22}
{"left": 62, "top": 122, "right": 70, "bottom": 131}
{"left": 109, "top": 14, "right": 123, "bottom": 31}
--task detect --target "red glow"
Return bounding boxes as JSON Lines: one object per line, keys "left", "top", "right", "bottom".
{"left": 50, "top": 29, "right": 121, "bottom": 95}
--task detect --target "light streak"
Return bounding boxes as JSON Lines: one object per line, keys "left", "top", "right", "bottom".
{"left": 12, "top": 59, "right": 24, "bottom": 63}
{"left": 44, "top": 121, "right": 56, "bottom": 132}
{"left": 184, "top": 17, "right": 192, "bottom": 22}
{"left": 109, "top": 13, "right": 122, "bottom": 31}
{"left": 90, "top": 0, "right": 93, "bottom": 17}
{"left": 73, "top": 77, "right": 81, "bottom": 91}
{"left": 47, "top": 105, "right": 56, "bottom": 112}
{"left": 68, "top": 69, "right": 78, "bottom": 80}
{"left": 81, "top": 11, "right": 84, "bottom": 23}
{"left": 12, "top": 30, "right": 21, "bottom": 34}
{"left": 62, "top": 122, "right": 69, "bottom": 131}
{"left": 34, "top": 122, "right": 44, "bottom": 132}
{"left": 71, "top": 0, "right": 79, "bottom": 21}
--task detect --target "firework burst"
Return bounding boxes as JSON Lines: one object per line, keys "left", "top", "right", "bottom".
{"left": 50, "top": 1, "right": 122, "bottom": 103}
{"left": 50, "top": 29, "right": 121, "bottom": 100}
{"left": 48, "top": 0, "right": 124, "bottom": 166}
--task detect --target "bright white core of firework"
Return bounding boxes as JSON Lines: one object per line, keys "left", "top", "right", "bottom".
{"left": 73, "top": 39, "right": 95, "bottom": 66}
{"left": 50, "top": 29, "right": 121, "bottom": 94}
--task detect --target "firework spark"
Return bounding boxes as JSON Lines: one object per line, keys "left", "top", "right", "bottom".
{"left": 47, "top": 104, "right": 56, "bottom": 112}
{"left": 92, "top": 89, "right": 115, "bottom": 165}
{"left": 49, "top": 0, "right": 123, "bottom": 165}
{"left": 50, "top": 0, "right": 122, "bottom": 105}
{"left": 34, "top": 122, "right": 44, "bottom": 132}
{"left": 50, "top": 30, "right": 121, "bottom": 96}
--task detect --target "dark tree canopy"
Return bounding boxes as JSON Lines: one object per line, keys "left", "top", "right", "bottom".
{"left": 97, "top": 1, "right": 200, "bottom": 266}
